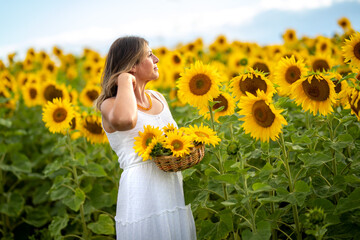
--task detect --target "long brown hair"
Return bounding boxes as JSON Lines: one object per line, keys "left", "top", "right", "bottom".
{"left": 95, "top": 36, "right": 148, "bottom": 110}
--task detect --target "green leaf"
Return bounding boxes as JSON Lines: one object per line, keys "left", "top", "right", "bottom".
{"left": 0, "top": 143, "right": 7, "bottom": 154}
{"left": 213, "top": 173, "right": 238, "bottom": 185}
{"left": 295, "top": 180, "right": 310, "bottom": 192}
{"left": 242, "top": 221, "right": 271, "bottom": 240}
{"left": 88, "top": 214, "right": 115, "bottom": 235}
{"left": 0, "top": 118, "right": 12, "bottom": 127}
{"left": 251, "top": 183, "right": 273, "bottom": 193}
{"left": 49, "top": 215, "right": 69, "bottom": 237}
{"left": 334, "top": 188, "right": 360, "bottom": 215}
{"left": 88, "top": 184, "right": 117, "bottom": 209}
{"left": 62, "top": 188, "right": 85, "bottom": 212}
{"left": 0, "top": 192, "right": 25, "bottom": 217}
{"left": 182, "top": 168, "right": 197, "bottom": 180}
{"left": 85, "top": 163, "right": 107, "bottom": 177}
{"left": 24, "top": 207, "right": 51, "bottom": 227}
{"left": 32, "top": 181, "right": 51, "bottom": 204}
{"left": 11, "top": 152, "right": 32, "bottom": 173}
{"left": 291, "top": 133, "right": 312, "bottom": 145}
{"left": 333, "top": 134, "right": 354, "bottom": 149}
{"left": 298, "top": 152, "right": 332, "bottom": 167}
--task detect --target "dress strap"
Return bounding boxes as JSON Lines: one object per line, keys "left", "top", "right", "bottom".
{"left": 147, "top": 90, "right": 166, "bottom": 107}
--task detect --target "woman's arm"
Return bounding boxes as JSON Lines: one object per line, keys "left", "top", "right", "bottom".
{"left": 101, "top": 73, "right": 138, "bottom": 131}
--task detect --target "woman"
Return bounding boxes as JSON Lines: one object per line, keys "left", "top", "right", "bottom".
{"left": 96, "top": 36, "right": 196, "bottom": 240}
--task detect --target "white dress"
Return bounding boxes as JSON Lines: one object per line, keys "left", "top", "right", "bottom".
{"left": 103, "top": 90, "right": 197, "bottom": 240}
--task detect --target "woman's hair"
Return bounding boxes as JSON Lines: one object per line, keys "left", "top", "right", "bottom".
{"left": 95, "top": 36, "right": 148, "bottom": 110}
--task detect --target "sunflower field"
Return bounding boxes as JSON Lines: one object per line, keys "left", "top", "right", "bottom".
{"left": 1, "top": 17, "right": 360, "bottom": 240}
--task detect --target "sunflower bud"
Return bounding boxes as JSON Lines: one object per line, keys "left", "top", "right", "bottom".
{"left": 227, "top": 141, "right": 239, "bottom": 155}
{"left": 305, "top": 207, "right": 325, "bottom": 226}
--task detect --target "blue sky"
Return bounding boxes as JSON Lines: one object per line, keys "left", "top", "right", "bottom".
{"left": 1, "top": 0, "right": 360, "bottom": 61}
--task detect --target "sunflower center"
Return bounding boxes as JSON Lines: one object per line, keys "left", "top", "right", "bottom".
{"left": 30, "top": 88, "right": 37, "bottom": 99}
{"left": 47, "top": 64, "right": 55, "bottom": 72}
{"left": 212, "top": 94, "right": 228, "bottom": 112}
{"left": 173, "top": 72, "right": 181, "bottom": 81}
{"left": 84, "top": 120, "right": 103, "bottom": 134}
{"left": 70, "top": 117, "right": 76, "bottom": 130}
{"left": 340, "top": 20, "right": 347, "bottom": 28}
{"left": 289, "top": 32, "right": 294, "bottom": 40}
{"left": 188, "top": 44, "right": 195, "bottom": 51}
{"left": 252, "top": 100, "right": 275, "bottom": 128}
{"left": 302, "top": 77, "right": 330, "bottom": 101}
{"left": 195, "top": 131, "right": 209, "bottom": 138}
{"left": 252, "top": 62, "right": 270, "bottom": 73}
{"left": 237, "top": 58, "right": 248, "bottom": 66}
{"left": 239, "top": 76, "right": 268, "bottom": 96}
{"left": 312, "top": 59, "right": 330, "bottom": 72}
{"left": 354, "top": 42, "right": 360, "bottom": 60}
{"left": 349, "top": 94, "right": 360, "bottom": 115}
{"left": 334, "top": 80, "right": 342, "bottom": 93}
{"left": 173, "top": 55, "right": 181, "bottom": 64}
{"left": 172, "top": 140, "right": 184, "bottom": 150}
{"left": 86, "top": 90, "right": 99, "bottom": 101}
{"left": 321, "top": 43, "right": 327, "bottom": 51}
{"left": 189, "top": 74, "right": 212, "bottom": 95}
{"left": 44, "top": 85, "right": 63, "bottom": 102}
{"left": 285, "top": 66, "right": 301, "bottom": 84}
{"left": 53, "top": 108, "right": 67, "bottom": 123}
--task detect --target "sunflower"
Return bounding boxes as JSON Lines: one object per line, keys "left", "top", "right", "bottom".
{"left": 80, "top": 114, "right": 107, "bottom": 144}
{"left": 162, "top": 123, "right": 177, "bottom": 134}
{"left": 69, "top": 110, "right": 83, "bottom": 140}
{"left": 329, "top": 72, "right": 351, "bottom": 107}
{"left": 0, "top": 87, "right": 16, "bottom": 110}
{"left": 227, "top": 51, "right": 249, "bottom": 74}
{"left": 177, "top": 61, "right": 221, "bottom": 108}
{"left": 308, "top": 54, "right": 335, "bottom": 73}
{"left": 40, "top": 81, "right": 69, "bottom": 104}
{"left": 79, "top": 84, "right": 101, "bottom": 107}
{"left": 290, "top": 73, "right": 336, "bottom": 116}
{"left": 348, "top": 88, "right": 360, "bottom": 120}
{"left": 167, "top": 50, "right": 185, "bottom": 70}
{"left": 250, "top": 57, "right": 272, "bottom": 74}
{"left": 238, "top": 90, "right": 287, "bottom": 142}
{"left": 184, "top": 124, "right": 220, "bottom": 147}
{"left": 283, "top": 29, "right": 298, "bottom": 45}
{"left": 22, "top": 83, "right": 41, "bottom": 107}
{"left": 198, "top": 92, "right": 236, "bottom": 122}
{"left": 338, "top": 17, "right": 353, "bottom": 33}
{"left": 315, "top": 36, "right": 333, "bottom": 55}
{"left": 230, "top": 67, "right": 275, "bottom": 100}
{"left": 343, "top": 32, "right": 360, "bottom": 69}
{"left": 164, "top": 131, "right": 193, "bottom": 157}
{"left": 42, "top": 98, "right": 75, "bottom": 134}
{"left": 274, "top": 56, "right": 308, "bottom": 96}
{"left": 134, "top": 125, "right": 163, "bottom": 160}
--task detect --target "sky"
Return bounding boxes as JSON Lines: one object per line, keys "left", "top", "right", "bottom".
{"left": 1, "top": 0, "right": 360, "bottom": 61}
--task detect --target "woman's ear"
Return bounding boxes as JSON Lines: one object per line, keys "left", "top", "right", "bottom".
{"left": 129, "top": 65, "right": 136, "bottom": 74}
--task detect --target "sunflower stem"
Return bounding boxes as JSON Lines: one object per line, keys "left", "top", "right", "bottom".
{"left": 66, "top": 131, "right": 88, "bottom": 239}
{"left": 208, "top": 104, "right": 228, "bottom": 200}
{"left": 279, "top": 133, "right": 302, "bottom": 240}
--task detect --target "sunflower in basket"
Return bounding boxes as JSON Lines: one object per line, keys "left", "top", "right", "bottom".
{"left": 134, "top": 124, "right": 220, "bottom": 163}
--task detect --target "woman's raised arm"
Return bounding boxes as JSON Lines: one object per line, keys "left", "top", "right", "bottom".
{"left": 101, "top": 73, "right": 138, "bottom": 131}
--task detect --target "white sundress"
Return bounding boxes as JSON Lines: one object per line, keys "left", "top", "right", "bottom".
{"left": 103, "top": 90, "right": 197, "bottom": 240}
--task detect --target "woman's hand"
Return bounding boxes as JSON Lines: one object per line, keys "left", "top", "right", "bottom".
{"left": 117, "top": 72, "right": 136, "bottom": 90}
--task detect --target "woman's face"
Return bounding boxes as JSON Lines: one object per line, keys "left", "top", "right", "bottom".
{"left": 133, "top": 45, "right": 159, "bottom": 82}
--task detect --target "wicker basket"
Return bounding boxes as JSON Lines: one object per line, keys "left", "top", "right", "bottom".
{"left": 153, "top": 144, "right": 205, "bottom": 172}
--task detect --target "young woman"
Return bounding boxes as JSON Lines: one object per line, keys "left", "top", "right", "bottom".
{"left": 96, "top": 36, "right": 196, "bottom": 240}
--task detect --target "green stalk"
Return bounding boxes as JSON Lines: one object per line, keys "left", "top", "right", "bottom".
{"left": 208, "top": 105, "right": 228, "bottom": 200}
{"left": 279, "top": 133, "right": 302, "bottom": 240}
{"left": 66, "top": 132, "right": 88, "bottom": 239}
